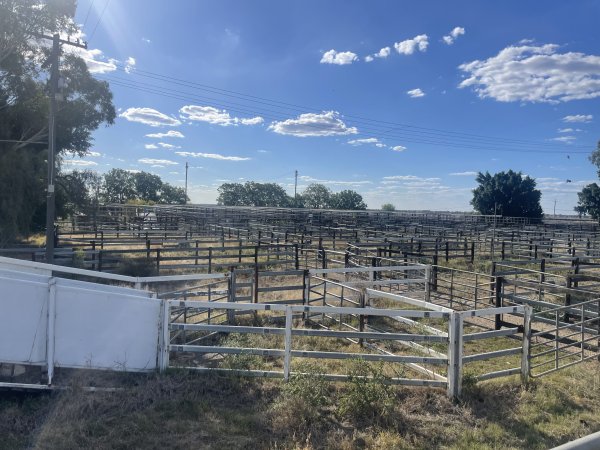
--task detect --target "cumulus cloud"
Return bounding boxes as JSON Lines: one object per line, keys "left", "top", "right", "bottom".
{"left": 146, "top": 130, "right": 185, "bottom": 139}
{"left": 268, "top": 111, "right": 358, "bottom": 137}
{"left": 70, "top": 47, "right": 117, "bottom": 73}
{"left": 120, "top": 107, "right": 182, "bottom": 127}
{"left": 449, "top": 171, "right": 478, "bottom": 176}
{"left": 157, "top": 142, "right": 180, "bottom": 149}
{"left": 145, "top": 144, "right": 158, "bottom": 149}
{"left": 562, "top": 114, "right": 593, "bottom": 123}
{"left": 459, "top": 44, "right": 600, "bottom": 103}
{"left": 407, "top": 88, "right": 425, "bottom": 98}
{"left": 391, "top": 145, "right": 407, "bottom": 152}
{"left": 124, "top": 56, "right": 136, "bottom": 74}
{"left": 320, "top": 49, "right": 358, "bottom": 65}
{"left": 175, "top": 152, "right": 251, "bottom": 161}
{"left": 443, "top": 27, "right": 465, "bottom": 45}
{"left": 394, "top": 35, "right": 429, "bottom": 55}
{"left": 138, "top": 158, "right": 178, "bottom": 165}
{"left": 179, "top": 105, "right": 263, "bottom": 127}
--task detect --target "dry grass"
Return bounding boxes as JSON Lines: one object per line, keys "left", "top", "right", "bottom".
{"left": 2, "top": 360, "right": 600, "bottom": 449}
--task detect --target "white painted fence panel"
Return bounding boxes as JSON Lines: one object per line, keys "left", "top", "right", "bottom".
{"left": 53, "top": 281, "right": 161, "bottom": 371}
{"left": 0, "top": 273, "right": 48, "bottom": 364}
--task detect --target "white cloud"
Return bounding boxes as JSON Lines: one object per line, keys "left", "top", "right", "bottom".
{"left": 407, "top": 88, "right": 425, "bottom": 98}
{"left": 62, "top": 160, "right": 98, "bottom": 167}
{"left": 120, "top": 107, "right": 182, "bottom": 127}
{"left": 459, "top": 44, "right": 600, "bottom": 103}
{"left": 69, "top": 47, "right": 117, "bottom": 73}
{"left": 142, "top": 37, "right": 151, "bottom": 44}
{"left": 179, "top": 105, "right": 263, "bottom": 127}
{"left": 145, "top": 144, "right": 158, "bottom": 149}
{"left": 558, "top": 128, "right": 574, "bottom": 133}
{"left": 320, "top": 49, "right": 358, "bottom": 65}
{"left": 383, "top": 175, "right": 441, "bottom": 182}
{"left": 299, "top": 175, "right": 372, "bottom": 187}
{"left": 364, "top": 55, "right": 374, "bottom": 62}
{"left": 449, "top": 171, "right": 478, "bottom": 176}
{"left": 268, "top": 111, "right": 358, "bottom": 137}
{"left": 347, "top": 137, "right": 388, "bottom": 149}
{"left": 348, "top": 138, "right": 381, "bottom": 146}
{"left": 157, "top": 142, "right": 180, "bottom": 149}
{"left": 124, "top": 56, "right": 136, "bottom": 74}
{"left": 394, "top": 35, "right": 429, "bottom": 55}
{"left": 562, "top": 114, "right": 593, "bottom": 123}
{"left": 145, "top": 130, "right": 185, "bottom": 139}
{"left": 240, "top": 116, "right": 265, "bottom": 125}
{"left": 391, "top": 145, "right": 407, "bottom": 152}
{"left": 138, "top": 158, "right": 178, "bottom": 165}
{"left": 88, "top": 151, "right": 101, "bottom": 157}
{"left": 442, "top": 27, "right": 465, "bottom": 45}
{"left": 175, "top": 152, "right": 251, "bottom": 161}
{"left": 550, "top": 136, "right": 576, "bottom": 143}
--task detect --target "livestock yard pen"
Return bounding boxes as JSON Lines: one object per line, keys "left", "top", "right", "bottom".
{"left": 2, "top": 205, "right": 600, "bottom": 449}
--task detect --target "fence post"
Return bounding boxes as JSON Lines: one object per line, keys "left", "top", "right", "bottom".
{"left": 521, "top": 305, "right": 532, "bottom": 385}
{"left": 46, "top": 278, "right": 57, "bottom": 385}
{"left": 254, "top": 265, "right": 259, "bottom": 303}
{"left": 227, "top": 270, "right": 235, "bottom": 323}
{"left": 425, "top": 265, "right": 431, "bottom": 302}
{"left": 447, "top": 311, "right": 463, "bottom": 399}
{"left": 494, "top": 276, "right": 504, "bottom": 330}
{"left": 284, "top": 306, "right": 293, "bottom": 381}
{"left": 294, "top": 243, "right": 299, "bottom": 270}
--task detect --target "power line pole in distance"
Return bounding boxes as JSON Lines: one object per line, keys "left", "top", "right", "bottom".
{"left": 294, "top": 170, "right": 298, "bottom": 207}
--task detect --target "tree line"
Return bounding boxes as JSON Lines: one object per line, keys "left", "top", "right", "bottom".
{"left": 217, "top": 182, "right": 367, "bottom": 210}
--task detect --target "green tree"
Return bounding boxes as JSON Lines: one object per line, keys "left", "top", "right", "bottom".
{"left": 217, "top": 183, "right": 247, "bottom": 206}
{"left": 576, "top": 183, "right": 600, "bottom": 219}
{"left": 217, "top": 182, "right": 291, "bottom": 207}
{"left": 576, "top": 141, "right": 600, "bottom": 219}
{"left": 159, "top": 183, "right": 188, "bottom": 204}
{"left": 381, "top": 203, "right": 395, "bottom": 211}
{"left": 56, "top": 169, "right": 101, "bottom": 217}
{"left": 302, "top": 183, "right": 332, "bottom": 209}
{"left": 0, "top": 0, "right": 115, "bottom": 244}
{"left": 134, "top": 171, "right": 163, "bottom": 203}
{"left": 330, "top": 190, "right": 367, "bottom": 210}
{"left": 103, "top": 169, "right": 135, "bottom": 203}
{"left": 471, "top": 170, "right": 543, "bottom": 218}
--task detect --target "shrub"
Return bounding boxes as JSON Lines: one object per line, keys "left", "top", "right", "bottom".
{"left": 116, "top": 257, "right": 157, "bottom": 277}
{"left": 337, "top": 360, "right": 395, "bottom": 423}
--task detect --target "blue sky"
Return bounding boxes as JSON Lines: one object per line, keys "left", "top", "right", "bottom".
{"left": 63, "top": 0, "right": 600, "bottom": 213}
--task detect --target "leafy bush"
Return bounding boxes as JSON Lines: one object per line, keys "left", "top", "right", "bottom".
{"left": 271, "top": 363, "right": 330, "bottom": 435}
{"left": 337, "top": 360, "right": 395, "bottom": 423}
{"left": 116, "top": 257, "right": 157, "bottom": 277}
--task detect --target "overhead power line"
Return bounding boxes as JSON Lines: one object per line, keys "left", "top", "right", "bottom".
{"left": 93, "top": 61, "right": 594, "bottom": 154}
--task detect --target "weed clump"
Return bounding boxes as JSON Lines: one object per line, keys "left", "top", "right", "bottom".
{"left": 116, "top": 257, "right": 157, "bottom": 277}
{"left": 270, "top": 362, "right": 330, "bottom": 436}
{"left": 337, "top": 360, "right": 396, "bottom": 425}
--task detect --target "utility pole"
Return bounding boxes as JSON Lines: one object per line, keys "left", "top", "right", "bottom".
{"left": 294, "top": 170, "right": 298, "bottom": 207}
{"left": 40, "top": 33, "right": 87, "bottom": 264}
{"left": 185, "top": 161, "right": 189, "bottom": 204}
